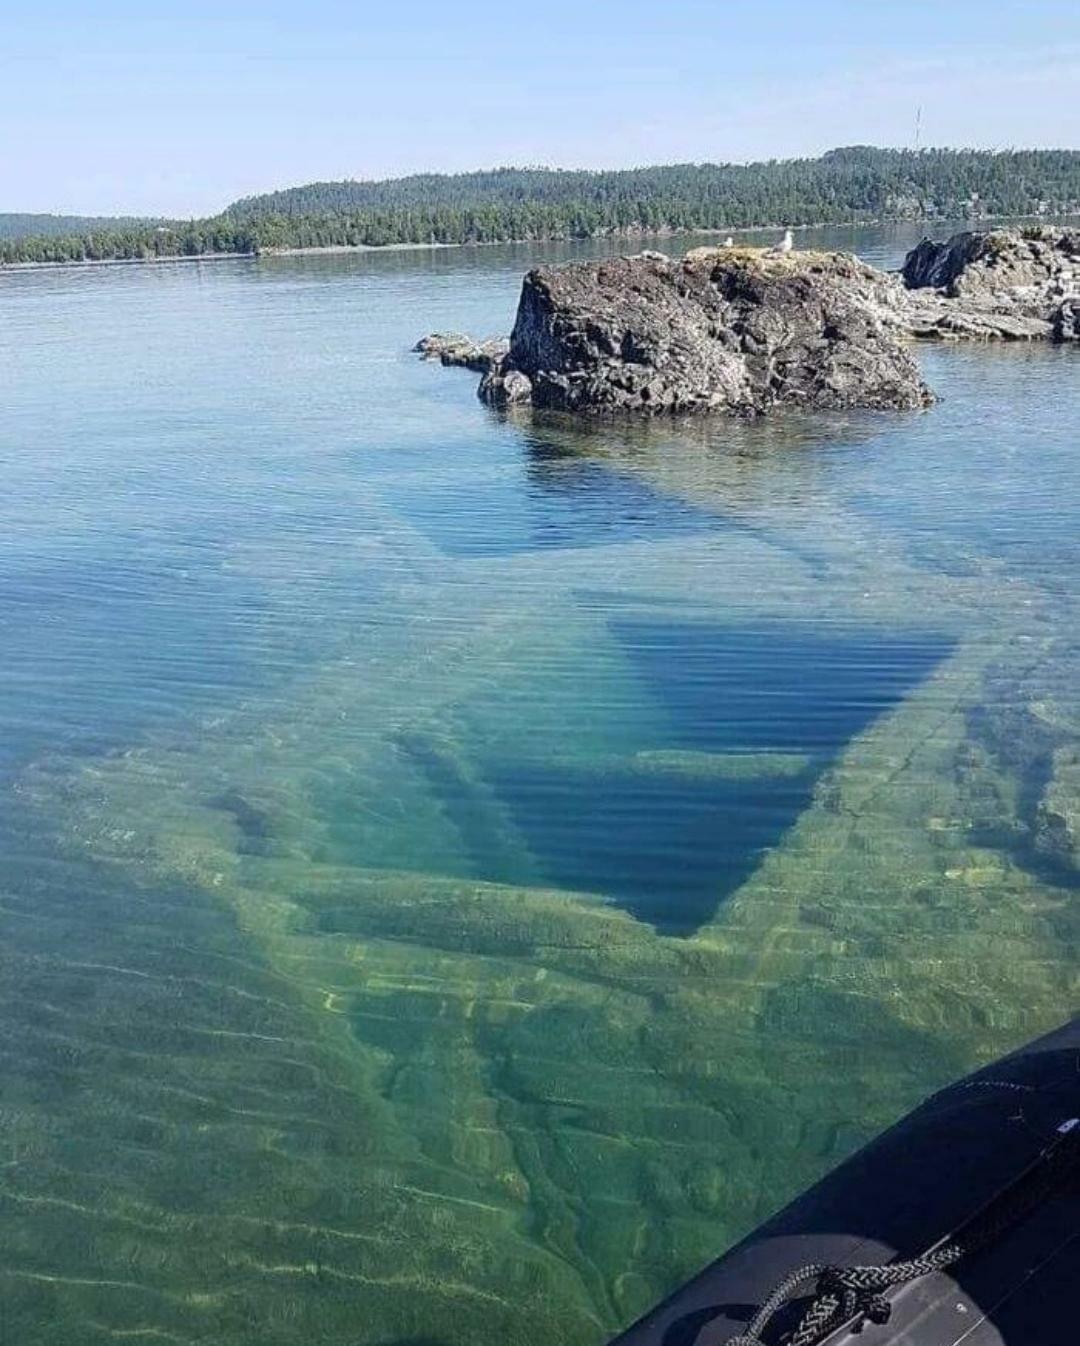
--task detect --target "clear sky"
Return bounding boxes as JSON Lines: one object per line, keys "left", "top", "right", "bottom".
{"left": 4, "top": 0, "right": 1079, "bottom": 218}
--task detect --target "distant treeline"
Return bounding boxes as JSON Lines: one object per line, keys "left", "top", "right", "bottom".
{"left": 4, "top": 147, "right": 1080, "bottom": 266}
{"left": 0, "top": 213, "right": 160, "bottom": 243}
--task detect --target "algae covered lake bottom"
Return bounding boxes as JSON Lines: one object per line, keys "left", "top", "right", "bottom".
{"left": 0, "top": 224, "right": 1078, "bottom": 1346}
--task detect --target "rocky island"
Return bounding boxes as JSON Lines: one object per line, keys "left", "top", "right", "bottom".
{"left": 417, "top": 226, "right": 1079, "bottom": 418}
{"left": 900, "top": 226, "right": 1080, "bottom": 341}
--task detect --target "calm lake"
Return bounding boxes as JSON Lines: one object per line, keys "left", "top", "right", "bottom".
{"left": 1, "top": 223, "right": 1077, "bottom": 1346}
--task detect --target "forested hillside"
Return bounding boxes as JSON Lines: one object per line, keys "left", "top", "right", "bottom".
{"left": 0, "top": 213, "right": 157, "bottom": 242}
{"left": 4, "top": 147, "right": 1079, "bottom": 265}
{"left": 227, "top": 147, "right": 1080, "bottom": 222}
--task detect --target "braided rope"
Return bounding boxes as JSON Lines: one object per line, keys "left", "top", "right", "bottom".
{"left": 723, "top": 1120, "right": 1080, "bottom": 1346}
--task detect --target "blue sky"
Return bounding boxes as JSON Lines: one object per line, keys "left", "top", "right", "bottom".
{"left": 4, "top": 0, "right": 1078, "bottom": 217}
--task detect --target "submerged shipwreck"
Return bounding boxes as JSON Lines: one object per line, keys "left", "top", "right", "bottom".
{"left": 417, "top": 227, "right": 1079, "bottom": 417}
{"left": 412, "top": 228, "right": 1080, "bottom": 1346}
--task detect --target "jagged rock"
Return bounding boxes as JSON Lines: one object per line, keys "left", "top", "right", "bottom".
{"left": 903, "top": 226, "right": 1080, "bottom": 298}
{"left": 1054, "top": 299, "right": 1080, "bottom": 342}
{"left": 477, "top": 248, "right": 932, "bottom": 417}
{"left": 414, "top": 332, "right": 509, "bottom": 373}
{"left": 478, "top": 366, "right": 532, "bottom": 406}
{"left": 418, "top": 229, "right": 1078, "bottom": 421}
{"left": 899, "top": 227, "right": 1080, "bottom": 341}
{"left": 902, "top": 233, "right": 991, "bottom": 291}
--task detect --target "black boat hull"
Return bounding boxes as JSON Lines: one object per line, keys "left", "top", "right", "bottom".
{"left": 608, "top": 1016, "right": 1080, "bottom": 1346}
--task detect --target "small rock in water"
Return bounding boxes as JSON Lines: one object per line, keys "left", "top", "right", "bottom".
{"left": 479, "top": 366, "right": 533, "bottom": 406}
{"left": 413, "top": 332, "right": 509, "bottom": 373}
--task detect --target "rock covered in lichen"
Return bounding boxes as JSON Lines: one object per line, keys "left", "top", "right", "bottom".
{"left": 478, "top": 247, "right": 933, "bottom": 417}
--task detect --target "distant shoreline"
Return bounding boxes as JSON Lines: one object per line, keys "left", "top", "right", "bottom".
{"left": 0, "top": 239, "right": 471, "bottom": 271}
{"left": 0, "top": 249, "right": 257, "bottom": 273}
{"left": 0, "top": 225, "right": 798, "bottom": 273}
{"left": 2, "top": 214, "right": 1076, "bottom": 274}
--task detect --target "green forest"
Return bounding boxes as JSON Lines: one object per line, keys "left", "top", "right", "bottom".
{"left": 3, "top": 146, "right": 1079, "bottom": 265}
{"left": 0, "top": 213, "right": 158, "bottom": 243}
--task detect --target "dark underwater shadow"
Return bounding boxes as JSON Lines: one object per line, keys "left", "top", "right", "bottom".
{"left": 397, "top": 611, "right": 954, "bottom": 935}
{"left": 507, "top": 409, "right": 902, "bottom": 575}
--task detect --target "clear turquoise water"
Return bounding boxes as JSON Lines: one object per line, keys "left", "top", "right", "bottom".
{"left": 0, "top": 225, "right": 1077, "bottom": 1345}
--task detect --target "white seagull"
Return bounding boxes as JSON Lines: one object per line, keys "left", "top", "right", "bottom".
{"left": 772, "top": 228, "right": 794, "bottom": 255}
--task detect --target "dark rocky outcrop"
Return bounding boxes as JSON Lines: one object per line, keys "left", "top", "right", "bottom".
{"left": 415, "top": 228, "right": 1078, "bottom": 421}
{"left": 476, "top": 248, "right": 932, "bottom": 417}
{"left": 1055, "top": 299, "right": 1079, "bottom": 342}
{"left": 903, "top": 232, "right": 994, "bottom": 291}
{"left": 903, "top": 226, "right": 1080, "bottom": 298}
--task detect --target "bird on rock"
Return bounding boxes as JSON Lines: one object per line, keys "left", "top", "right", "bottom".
{"left": 773, "top": 228, "right": 794, "bottom": 254}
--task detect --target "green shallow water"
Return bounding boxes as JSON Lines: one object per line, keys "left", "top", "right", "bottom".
{"left": 0, "top": 224, "right": 1078, "bottom": 1345}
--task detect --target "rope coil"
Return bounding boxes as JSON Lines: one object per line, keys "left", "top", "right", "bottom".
{"left": 723, "top": 1120, "right": 1080, "bottom": 1346}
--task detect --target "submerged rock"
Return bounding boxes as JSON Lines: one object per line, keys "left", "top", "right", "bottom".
{"left": 477, "top": 248, "right": 932, "bottom": 417}
{"left": 1035, "top": 745, "right": 1080, "bottom": 874}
